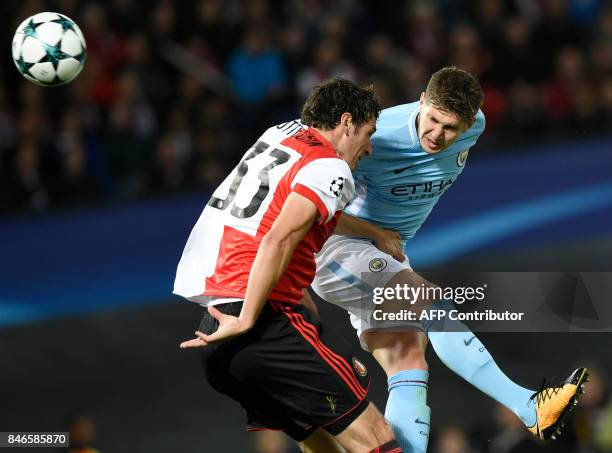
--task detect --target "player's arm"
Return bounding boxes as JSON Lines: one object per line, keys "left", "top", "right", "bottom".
{"left": 237, "top": 192, "right": 318, "bottom": 328}
{"left": 181, "top": 192, "right": 319, "bottom": 348}
{"left": 335, "top": 213, "right": 405, "bottom": 262}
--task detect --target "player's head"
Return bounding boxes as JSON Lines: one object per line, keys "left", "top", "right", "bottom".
{"left": 418, "top": 66, "right": 483, "bottom": 154}
{"left": 301, "top": 77, "right": 381, "bottom": 170}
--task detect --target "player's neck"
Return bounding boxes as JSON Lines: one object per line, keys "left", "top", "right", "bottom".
{"left": 313, "top": 127, "right": 341, "bottom": 156}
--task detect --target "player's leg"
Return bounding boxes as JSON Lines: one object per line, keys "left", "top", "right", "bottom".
{"left": 333, "top": 402, "right": 400, "bottom": 452}
{"left": 394, "top": 268, "right": 588, "bottom": 440}
{"left": 366, "top": 333, "right": 430, "bottom": 453}
{"left": 299, "top": 404, "right": 400, "bottom": 453}
{"left": 299, "top": 428, "right": 344, "bottom": 453}
{"left": 363, "top": 329, "right": 430, "bottom": 453}
{"left": 314, "top": 235, "right": 587, "bottom": 444}
{"left": 210, "top": 300, "right": 402, "bottom": 452}
{"left": 312, "top": 236, "right": 430, "bottom": 453}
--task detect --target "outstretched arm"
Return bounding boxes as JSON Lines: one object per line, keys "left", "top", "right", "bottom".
{"left": 180, "top": 192, "right": 319, "bottom": 348}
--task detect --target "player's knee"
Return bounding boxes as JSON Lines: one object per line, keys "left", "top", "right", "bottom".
{"left": 365, "top": 411, "right": 396, "bottom": 448}
{"left": 335, "top": 403, "right": 396, "bottom": 451}
{"left": 385, "top": 269, "right": 443, "bottom": 316}
{"left": 364, "top": 330, "right": 428, "bottom": 375}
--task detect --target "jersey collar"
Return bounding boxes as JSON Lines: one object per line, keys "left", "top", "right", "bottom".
{"left": 307, "top": 127, "right": 339, "bottom": 157}
{"left": 408, "top": 107, "right": 419, "bottom": 145}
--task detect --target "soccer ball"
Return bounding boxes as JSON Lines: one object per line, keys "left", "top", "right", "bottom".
{"left": 12, "top": 12, "right": 86, "bottom": 87}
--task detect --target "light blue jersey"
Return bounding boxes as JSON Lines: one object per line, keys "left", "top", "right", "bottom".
{"left": 344, "top": 102, "right": 486, "bottom": 242}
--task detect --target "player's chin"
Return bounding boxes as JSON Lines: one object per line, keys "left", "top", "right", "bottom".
{"left": 424, "top": 142, "right": 444, "bottom": 154}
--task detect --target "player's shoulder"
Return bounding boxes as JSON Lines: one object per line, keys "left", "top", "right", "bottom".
{"left": 372, "top": 102, "right": 420, "bottom": 149}
{"left": 275, "top": 122, "right": 338, "bottom": 157}
{"left": 261, "top": 120, "right": 307, "bottom": 144}
{"left": 299, "top": 153, "right": 352, "bottom": 180}
{"left": 378, "top": 102, "right": 419, "bottom": 123}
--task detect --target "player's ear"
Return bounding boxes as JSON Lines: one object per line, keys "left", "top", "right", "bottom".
{"left": 419, "top": 92, "right": 426, "bottom": 105}
{"left": 340, "top": 112, "right": 352, "bottom": 136}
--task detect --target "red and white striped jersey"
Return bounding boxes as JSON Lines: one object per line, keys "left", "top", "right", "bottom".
{"left": 173, "top": 121, "right": 355, "bottom": 306}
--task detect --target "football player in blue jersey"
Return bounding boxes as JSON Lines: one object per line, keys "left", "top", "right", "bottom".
{"left": 308, "top": 67, "right": 588, "bottom": 453}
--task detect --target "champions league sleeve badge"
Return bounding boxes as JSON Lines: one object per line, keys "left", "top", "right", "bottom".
{"left": 329, "top": 177, "right": 345, "bottom": 197}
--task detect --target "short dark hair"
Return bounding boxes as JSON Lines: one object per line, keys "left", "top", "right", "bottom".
{"left": 425, "top": 66, "right": 483, "bottom": 123}
{"left": 301, "top": 77, "right": 381, "bottom": 130}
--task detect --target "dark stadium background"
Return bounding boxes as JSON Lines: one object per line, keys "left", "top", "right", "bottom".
{"left": 1, "top": 1, "right": 611, "bottom": 452}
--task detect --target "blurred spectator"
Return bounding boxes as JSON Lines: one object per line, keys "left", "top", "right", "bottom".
{"left": 149, "top": 0, "right": 177, "bottom": 41}
{"left": 2, "top": 139, "right": 51, "bottom": 213}
{"left": 0, "top": 86, "right": 16, "bottom": 156}
{"left": 189, "top": 129, "right": 226, "bottom": 191}
{"left": 471, "top": 0, "right": 507, "bottom": 59}
{"left": 398, "top": 57, "right": 429, "bottom": 103}
{"left": 447, "top": 23, "right": 490, "bottom": 81}
{"left": 544, "top": 46, "right": 588, "bottom": 123}
{"left": 194, "top": 0, "right": 238, "bottom": 64}
{"left": 81, "top": 2, "right": 126, "bottom": 105}
{"left": 497, "top": 80, "right": 550, "bottom": 145}
{"left": 568, "top": 0, "right": 604, "bottom": 27}
{"left": 64, "top": 412, "right": 100, "bottom": 453}
{"left": 146, "top": 133, "right": 186, "bottom": 194}
{"left": 51, "top": 141, "right": 100, "bottom": 206}
{"left": 533, "top": 0, "right": 583, "bottom": 79}
{"left": 297, "top": 38, "right": 356, "bottom": 100}
{"left": 123, "top": 32, "right": 173, "bottom": 114}
{"left": 103, "top": 100, "right": 151, "bottom": 197}
{"left": 573, "top": 367, "right": 612, "bottom": 451}
{"left": 280, "top": 23, "right": 309, "bottom": 82}
{"left": 432, "top": 426, "right": 475, "bottom": 453}
{"left": 362, "top": 34, "right": 406, "bottom": 101}
{"left": 2, "top": 0, "right": 611, "bottom": 215}
{"left": 495, "top": 15, "right": 542, "bottom": 85}
{"left": 404, "top": 2, "right": 444, "bottom": 68}
{"left": 604, "top": 77, "right": 612, "bottom": 131}
{"left": 228, "top": 26, "right": 288, "bottom": 105}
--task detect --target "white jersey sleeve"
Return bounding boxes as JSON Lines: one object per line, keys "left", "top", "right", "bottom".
{"left": 291, "top": 158, "right": 355, "bottom": 223}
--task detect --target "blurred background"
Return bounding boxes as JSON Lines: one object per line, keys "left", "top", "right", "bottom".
{"left": 0, "top": 0, "right": 611, "bottom": 452}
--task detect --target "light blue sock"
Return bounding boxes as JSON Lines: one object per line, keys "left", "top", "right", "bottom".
{"left": 422, "top": 300, "right": 537, "bottom": 427}
{"left": 385, "top": 369, "right": 430, "bottom": 453}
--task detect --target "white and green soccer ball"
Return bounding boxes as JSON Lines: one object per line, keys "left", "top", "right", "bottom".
{"left": 12, "top": 12, "right": 87, "bottom": 87}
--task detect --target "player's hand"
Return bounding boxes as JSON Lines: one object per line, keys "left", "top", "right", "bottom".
{"left": 179, "top": 306, "right": 252, "bottom": 349}
{"left": 373, "top": 229, "right": 406, "bottom": 262}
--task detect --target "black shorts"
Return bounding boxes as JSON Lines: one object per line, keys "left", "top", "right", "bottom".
{"left": 199, "top": 300, "right": 370, "bottom": 441}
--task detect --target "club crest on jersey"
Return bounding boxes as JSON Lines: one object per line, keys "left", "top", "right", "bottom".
{"left": 352, "top": 357, "right": 367, "bottom": 376}
{"left": 329, "top": 177, "right": 345, "bottom": 197}
{"left": 457, "top": 150, "right": 469, "bottom": 167}
{"left": 368, "top": 258, "right": 387, "bottom": 272}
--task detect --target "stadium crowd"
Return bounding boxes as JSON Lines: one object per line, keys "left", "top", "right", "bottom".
{"left": 1, "top": 0, "right": 611, "bottom": 214}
